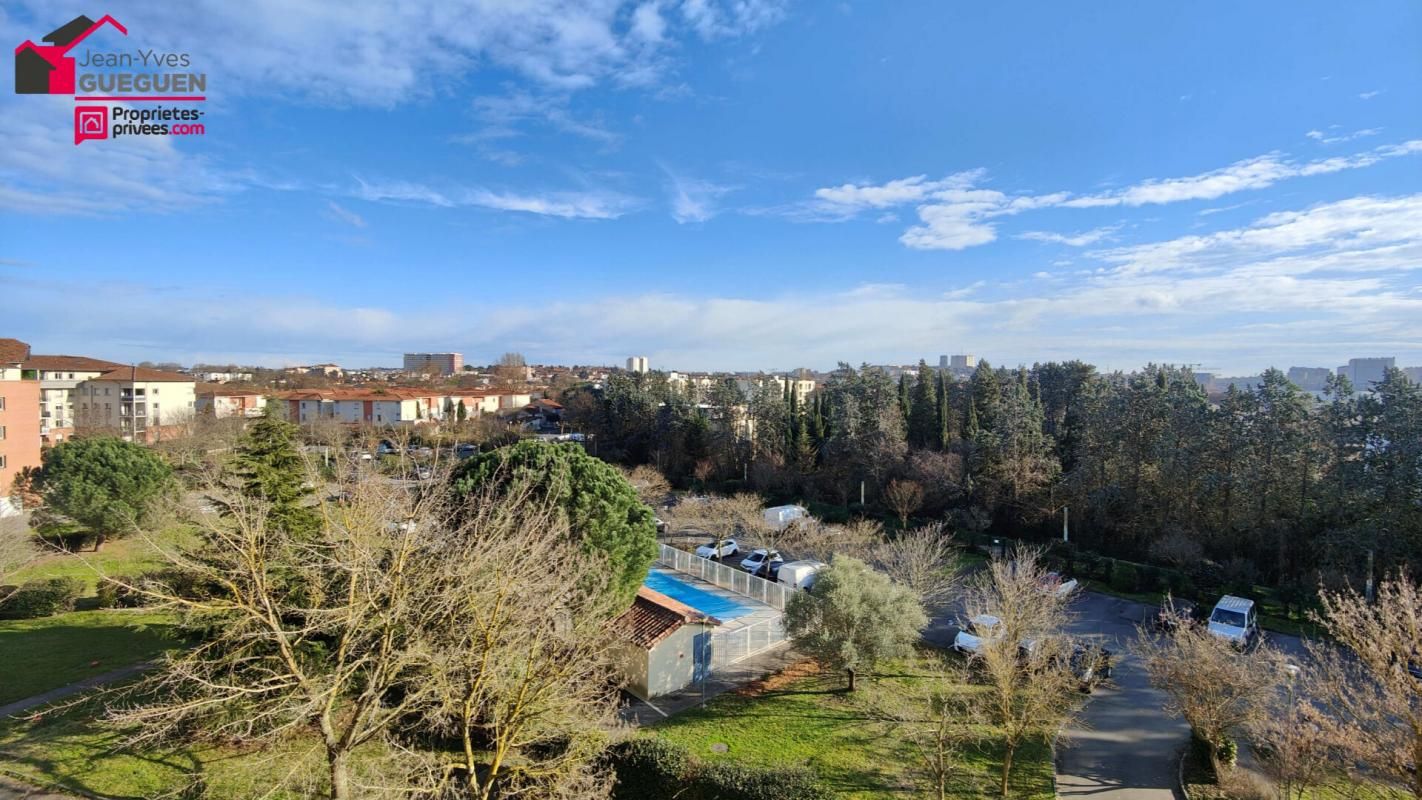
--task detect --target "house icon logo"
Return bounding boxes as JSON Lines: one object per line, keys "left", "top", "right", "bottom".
{"left": 14, "top": 14, "right": 127, "bottom": 95}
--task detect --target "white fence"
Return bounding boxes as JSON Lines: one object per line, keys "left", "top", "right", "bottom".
{"left": 711, "top": 616, "right": 786, "bottom": 668}
{"left": 656, "top": 544, "right": 794, "bottom": 610}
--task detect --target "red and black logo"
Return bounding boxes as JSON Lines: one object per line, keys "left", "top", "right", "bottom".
{"left": 14, "top": 14, "right": 127, "bottom": 95}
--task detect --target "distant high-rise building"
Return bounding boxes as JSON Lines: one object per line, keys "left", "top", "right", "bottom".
{"left": 1286, "top": 366, "right": 1332, "bottom": 391}
{"left": 950, "top": 354, "right": 977, "bottom": 370}
{"left": 1403, "top": 366, "right": 1422, "bottom": 384}
{"left": 938, "top": 355, "right": 949, "bottom": 368}
{"left": 403, "top": 352, "right": 463, "bottom": 376}
{"left": 626, "top": 356, "right": 649, "bottom": 373}
{"left": 1336, "top": 357, "right": 1395, "bottom": 390}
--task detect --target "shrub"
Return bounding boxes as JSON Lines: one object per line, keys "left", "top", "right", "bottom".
{"left": 96, "top": 580, "right": 150, "bottom": 609}
{"left": 687, "top": 761, "right": 831, "bottom": 800}
{"left": 1109, "top": 561, "right": 1139, "bottom": 593}
{"left": 0, "top": 577, "right": 85, "bottom": 619}
{"left": 606, "top": 738, "right": 692, "bottom": 800}
{"left": 95, "top": 581, "right": 119, "bottom": 609}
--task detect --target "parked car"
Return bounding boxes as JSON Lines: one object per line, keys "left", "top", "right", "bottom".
{"left": 1206, "top": 595, "right": 1259, "bottom": 648}
{"left": 377, "top": 440, "right": 398, "bottom": 456}
{"left": 739, "top": 549, "right": 784, "bottom": 577}
{"left": 653, "top": 516, "right": 668, "bottom": 535}
{"left": 1037, "top": 572, "right": 1079, "bottom": 597}
{"left": 695, "top": 538, "right": 738, "bottom": 560}
{"left": 454, "top": 443, "right": 479, "bottom": 458}
{"left": 1068, "top": 643, "right": 1114, "bottom": 692}
{"left": 777, "top": 560, "right": 826, "bottom": 591}
{"left": 952, "top": 614, "right": 1004, "bottom": 655}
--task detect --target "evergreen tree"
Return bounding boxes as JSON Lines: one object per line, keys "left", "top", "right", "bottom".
{"left": 232, "top": 410, "right": 321, "bottom": 540}
{"left": 898, "top": 372, "right": 913, "bottom": 426}
{"left": 936, "top": 370, "right": 954, "bottom": 449}
{"left": 908, "top": 360, "right": 939, "bottom": 449}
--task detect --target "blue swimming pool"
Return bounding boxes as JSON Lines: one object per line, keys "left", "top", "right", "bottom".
{"left": 644, "top": 570, "right": 752, "bottom": 621}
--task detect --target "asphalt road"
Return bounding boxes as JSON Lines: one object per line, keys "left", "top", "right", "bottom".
{"left": 930, "top": 589, "right": 1307, "bottom": 800}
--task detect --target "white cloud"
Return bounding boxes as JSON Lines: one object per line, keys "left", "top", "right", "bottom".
{"left": 1306, "top": 127, "right": 1381, "bottom": 145}
{"left": 679, "top": 0, "right": 787, "bottom": 39}
{"left": 1017, "top": 226, "right": 1119, "bottom": 247}
{"left": 7, "top": 193, "right": 1421, "bottom": 373}
{"left": 469, "top": 92, "right": 620, "bottom": 146}
{"left": 351, "top": 177, "right": 638, "bottom": 219}
{"left": 1359, "top": 89, "right": 1384, "bottom": 100}
{"left": 632, "top": 1, "right": 668, "bottom": 42}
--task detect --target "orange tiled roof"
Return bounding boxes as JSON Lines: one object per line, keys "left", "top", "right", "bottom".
{"left": 609, "top": 586, "right": 719, "bottom": 650}
{"left": 21, "top": 354, "right": 124, "bottom": 372}
{"left": 93, "top": 367, "right": 193, "bottom": 383}
{"left": 0, "top": 338, "right": 32, "bottom": 364}
{"left": 195, "top": 383, "right": 264, "bottom": 397}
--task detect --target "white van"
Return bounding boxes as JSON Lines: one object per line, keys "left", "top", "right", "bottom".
{"left": 1207, "top": 595, "right": 1259, "bottom": 647}
{"left": 777, "top": 560, "right": 826, "bottom": 590}
{"left": 763, "top": 504, "right": 808, "bottom": 531}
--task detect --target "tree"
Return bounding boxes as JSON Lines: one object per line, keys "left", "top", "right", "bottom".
{"left": 784, "top": 556, "right": 925, "bottom": 690}
{"left": 664, "top": 493, "right": 770, "bottom": 556}
{"left": 884, "top": 478, "right": 925, "bottom": 527}
{"left": 873, "top": 522, "right": 959, "bottom": 609}
{"left": 908, "top": 361, "right": 940, "bottom": 449}
{"left": 1305, "top": 573, "right": 1422, "bottom": 796}
{"left": 494, "top": 352, "right": 528, "bottom": 386}
{"left": 960, "top": 549, "right": 1081, "bottom": 797}
{"left": 449, "top": 440, "right": 658, "bottom": 608}
{"left": 1138, "top": 605, "right": 1283, "bottom": 766}
{"left": 39, "top": 437, "right": 176, "bottom": 550}
{"left": 882, "top": 658, "right": 977, "bottom": 800}
{"left": 456, "top": 399, "right": 468, "bottom": 422}
{"left": 623, "top": 465, "right": 671, "bottom": 507}
{"left": 229, "top": 410, "right": 320, "bottom": 539}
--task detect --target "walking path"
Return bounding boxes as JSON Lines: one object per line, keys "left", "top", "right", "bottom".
{"left": 0, "top": 661, "right": 153, "bottom": 719}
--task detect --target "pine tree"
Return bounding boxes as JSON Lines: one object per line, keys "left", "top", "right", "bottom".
{"left": 908, "top": 360, "right": 939, "bottom": 449}
{"left": 232, "top": 410, "right": 320, "bottom": 539}
{"left": 457, "top": 400, "right": 468, "bottom": 421}
{"left": 937, "top": 371, "right": 953, "bottom": 449}
{"left": 898, "top": 372, "right": 913, "bottom": 425}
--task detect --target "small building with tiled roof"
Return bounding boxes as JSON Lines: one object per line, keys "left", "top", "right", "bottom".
{"left": 195, "top": 384, "right": 268, "bottom": 419}
{"left": 609, "top": 586, "right": 720, "bottom": 700}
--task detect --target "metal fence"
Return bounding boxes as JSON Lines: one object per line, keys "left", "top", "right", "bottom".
{"left": 656, "top": 544, "right": 794, "bottom": 610}
{"left": 711, "top": 616, "right": 786, "bottom": 668}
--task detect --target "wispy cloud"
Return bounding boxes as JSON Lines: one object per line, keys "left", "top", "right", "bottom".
{"left": 660, "top": 164, "right": 736, "bottom": 223}
{"left": 1305, "top": 127, "right": 1381, "bottom": 145}
{"left": 1359, "top": 89, "right": 1384, "bottom": 100}
{"left": 350, "top": 178, "right": 638, "bottom": 219}
{"left": 795, "top": 137, "right": 1422, "bottom": 250}
{"left": 325, "top": 201, "right": 367, "bottom": 228}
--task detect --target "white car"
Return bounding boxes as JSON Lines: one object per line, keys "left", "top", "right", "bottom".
{"left": 1038, "top": 572, "right": 1080, "bottom": 597}
{"left": 952, "top": 614, "right": 1004, "bottom": 655}
{"left": 695, "top": 538, "right": 738, "bottom": 560}
{"left": 739, "top": 549, "right": 784, "bottom": 577}
{"left": 1207, "top": 595, "right": 1259, "bottom": 647}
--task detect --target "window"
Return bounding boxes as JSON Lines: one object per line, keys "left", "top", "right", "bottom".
{"left": 0, "top": 396, "right": 5, "bottom": 410}
{"left": 153, "top": 387, "right": 160, "bottom": 395}
{"left": 0, "top": 455, "right": 6, "bottom": 470}
{"left": 0, "top": 425, "right": 5, "bottom": 440}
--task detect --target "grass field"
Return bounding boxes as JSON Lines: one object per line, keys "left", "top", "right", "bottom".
{"left": 10, "top": 524, "right": 194, "bottom": 596}
{"left": 650, "top": 651, "right": 1055, "bottom": 799}
{"left": 0, "top": 610, "right": 179, "bottom": 705}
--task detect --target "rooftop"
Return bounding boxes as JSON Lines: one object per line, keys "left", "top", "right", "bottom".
{"left": 93, "top": 367, "right": 194, "bottom": 383}
{"left": 22, "top": 354, "right": 125, "bottom": 372}
{"left": 0, "top": 338, "right": 32, "bottom": 364}
{"left": 609, "top": 586, "right": 720, "bottom": 650}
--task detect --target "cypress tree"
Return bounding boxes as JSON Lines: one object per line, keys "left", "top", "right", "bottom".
{"left": 233, "top": 409, "right": 320, "bottom": 539}
{"left": 937, "top": 371, "right": 953, "bottom": 448}
{"left": 908, "top": 360, "right": 938, "bottom": 449}
{"left": 898, "top": 372, "right": 912, "bottom": 424}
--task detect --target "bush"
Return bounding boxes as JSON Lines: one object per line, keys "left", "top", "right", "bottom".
{"left": 0, "top": 577, "right": 85, "bottom": 619}
{"left": 95, "top": 581, "right": 119, "bottom": 609}
{"left": 1109, "top": 561, "right": 1139, "bottom": 593}
{"left": 687, "top": 761, "right": 831, "bottom": 800}
{"left": 95, "top": 580, "right": 150, "bottom": 609}
{"left": 607, "top": 738, "right": 692, "bottom": 800}
{"left": 605, "top": 738, "right": 830, "bottom": 800}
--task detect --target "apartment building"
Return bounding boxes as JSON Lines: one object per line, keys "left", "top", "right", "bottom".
{"left": 76, "top": 367, "right": 197, "bottom": 443}
{"left": 280, "top": 388, "right": 532, "bottom": 425}
{"left": 1336, "top": 357, "right": 1395, "bottom": 390}
{"left": 403, "top": 352, "right": 464, "bottom": 376}
{"left": 19, "top": 354, "right": 124, "bottom": 443}
{"left": 0, "top": 340, "right": 42, "bottom": 512}
{"left": 195, "top": 385, "right": 267, "bottom": 418}
{"left": 626, "top": 356, "right": 649, "bottom": 373}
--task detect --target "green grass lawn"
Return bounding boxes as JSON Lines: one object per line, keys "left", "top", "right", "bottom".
{"left": 650, "top": 650, "right": 1055, "bottom": 799}
{"left": 11, "top": 524, "right": 194, "bottom": 596}
{"left": 0, "top": 610, "right": 179, "bottom": 705}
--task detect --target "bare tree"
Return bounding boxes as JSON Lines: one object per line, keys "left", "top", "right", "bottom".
{"left": 884, "top": 478, "right": 925, "bottom": 527}
{"left": 665, "top": 493, "right": 769, "bottom": 555}
{"left": 783, "top": 517, "right": 880, "bottom": 564}
{"left": 960, "top": 548, "right": 1081, "bottom": 798}
{"left": 622, "top": 465, "right": 670, "bottom": 508}
{"left": 1305, "top": 573, "right": 1422, "bottom": 797}
{"left": 1138, "top": 608, "right": 1283, "bottom": 768}
{"left": 1247, "top": 690, "right": 1337, "bottom": 800}
{"left": 873, "top": 522, "right": 960, "bottom": 609}
{"left": 494, "top": 352, "right": 528, "bottom": 387}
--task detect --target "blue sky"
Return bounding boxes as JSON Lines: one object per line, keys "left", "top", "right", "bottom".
{"left": 2, "top": 0, "right": 1420, "bottom": 374}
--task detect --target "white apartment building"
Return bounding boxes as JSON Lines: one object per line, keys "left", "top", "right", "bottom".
{"left": 76, "top": 367, "right": 196, "bottom": 443}
{"left": 19, "top": 355, "right": 123, "bottom": 443}
{"left": 626, "top": 356, "right": 649, "bottom": 373}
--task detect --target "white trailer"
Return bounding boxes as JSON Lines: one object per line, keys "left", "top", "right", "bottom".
{"left": 763, "top": 504, "right": 808, "bottom": 531}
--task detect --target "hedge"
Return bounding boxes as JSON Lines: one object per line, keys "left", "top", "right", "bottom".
{"left": 0, "top": 577, "right": 85, "bottom": 619}
{"left": 607, "top": 738, "right": 829, "bottom": 800}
